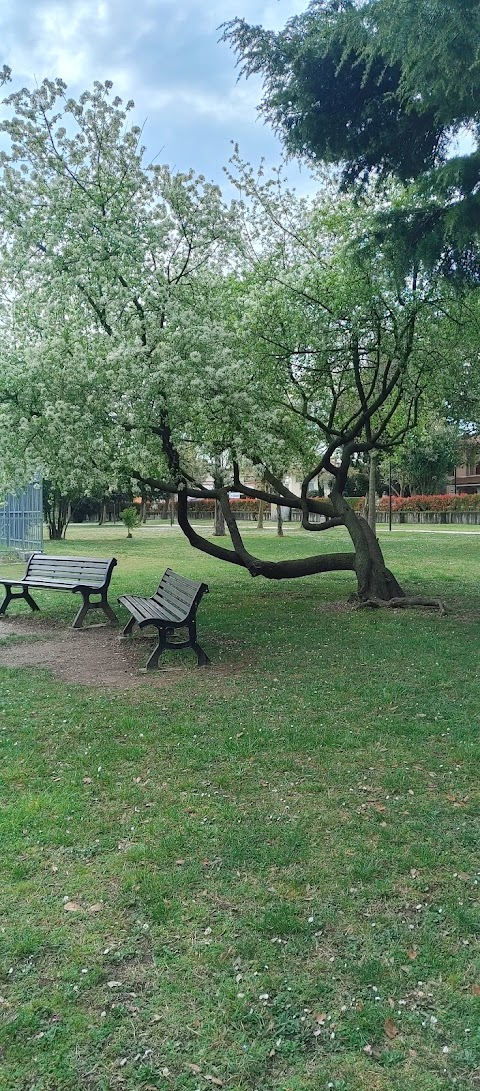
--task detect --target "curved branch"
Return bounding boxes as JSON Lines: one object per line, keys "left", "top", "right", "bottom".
{"left": 301, "top": 517, "right": 344, "bottom": 532}
{"left": 178, "top": 488, "right": 355, "bottom": 580}
{"left": 177, "top": 488, "right": 248, "bottom": 566}
{"left": 218, "top": 488, "right": 259, "bottom": 567}
{"left": 232, "top": 462, "right": 335, "bottom": 517}
{"left": 131, "top": 472, "right": 220, "bottom": 499}
{"left": 247, "top": 552, "right": 356, "bottom": 580}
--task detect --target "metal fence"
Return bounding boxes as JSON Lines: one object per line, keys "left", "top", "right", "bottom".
{"left": 376, "top": 510, "right": 480, "bottom": 526}
{"left": 0, "top": 480, "right": 44, "bottom": 558}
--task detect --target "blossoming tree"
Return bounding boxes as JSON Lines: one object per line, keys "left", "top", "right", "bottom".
{"left": 0, "top": 80, "right": 461, "bottom": 606}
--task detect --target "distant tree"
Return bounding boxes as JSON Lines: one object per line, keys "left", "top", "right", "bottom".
{"left": 344, "top": 458, "right": 386, "bottom": 498}
{"left": 42, "top": 482, "right": 77, "bottom": 540}
{"left": 223, "top": 0, "right": 480, "bottom": 272}
{"left": 388, "top": 427, "right": 463, "bottom": 495}
{"left": 120, "top": 506, "right": 140, "bottom": 539}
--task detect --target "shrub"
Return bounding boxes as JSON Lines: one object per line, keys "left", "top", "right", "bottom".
{"left": 377, "top": 493, "right": 480, "bottom": 512}
{"left": 120, "top": 506, "right": 141, "bottom": 537}
{"left": 187, "top": 497, "right": 262, "bottom": 515}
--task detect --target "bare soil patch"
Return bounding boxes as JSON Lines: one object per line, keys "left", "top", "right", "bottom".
{"left": 0, "top": 616, "right": 221, "bottom": 690}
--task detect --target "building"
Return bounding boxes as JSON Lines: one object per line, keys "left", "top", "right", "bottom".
{"left": 447, "top": 439, "right": 480, "bottom": 495}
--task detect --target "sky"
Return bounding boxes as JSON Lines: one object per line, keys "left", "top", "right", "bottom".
{"left": 0, "top": 0, "right": 314, "bottom": 191}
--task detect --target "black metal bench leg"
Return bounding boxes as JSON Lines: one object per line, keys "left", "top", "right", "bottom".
{"left": 145, "top": 628, "right": 167, "bottom": 670}
{"left": 0, "top": 587, "right": 40, "bottom": 617}
{"left": 193, "top": 642, "right": 211, "bottom": 667}
{"left": 122, "top": 616, "right": 136, "bottom": 636}
{"left": 100, "top": 594, "right": 118, "bottom": 626}
{"left": 189, "top": 621, "right": 211, "bottom": 667}
{"left": 73, "top": 594, "right": 90, "bottom": 629}
{"left": 23, "top": 590, "right": 40, "bottom": 613}
{"left": 0, "top": 588, "right": 14, "bottom": 617}
{"left": 73, "top": 591, "right": 118, "bottom": 629}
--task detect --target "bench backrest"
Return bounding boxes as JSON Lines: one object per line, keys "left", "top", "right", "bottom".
{"left": 152, "top": 568, "right": 209, "bottom": 623}
{"left": 25, "top": 554, "right": 117, "bottom": 588}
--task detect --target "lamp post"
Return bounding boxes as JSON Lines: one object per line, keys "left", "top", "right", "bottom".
{"left": 389, "top": 458, "right": 392, "bottom": 532}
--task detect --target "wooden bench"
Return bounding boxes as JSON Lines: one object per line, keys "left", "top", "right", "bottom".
{"left": 118, "top": 568, "right": 210, "bottom": 670}
{"left": 0, "top": 553, "right": 118, "bottom": 628}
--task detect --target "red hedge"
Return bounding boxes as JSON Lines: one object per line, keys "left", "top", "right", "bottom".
{"left": 186, "top": 493, "right": 480, "bottom": 516}
{"left": 377, "top": 493, "right": 480, "bottom": 512}
{"left": 187, "top": 497, "right": 261, "bottom": 514}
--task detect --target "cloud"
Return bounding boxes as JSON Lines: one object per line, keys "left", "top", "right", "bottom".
{"left": 145, "top": 82, "right": 261, "bottom": 125}
{"left": 0, "top": 0, "right": 316, "bottom": 190}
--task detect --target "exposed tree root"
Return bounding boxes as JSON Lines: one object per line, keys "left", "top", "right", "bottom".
{"left": 353, "top": 596, "right": 446, "bottom": 615}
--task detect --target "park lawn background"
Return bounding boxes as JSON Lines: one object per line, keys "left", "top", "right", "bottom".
{"left": 0, "top": 524, "right": 479, "bottom": 1091}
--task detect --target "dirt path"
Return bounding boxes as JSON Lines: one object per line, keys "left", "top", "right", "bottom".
{"left": 0, "top": 617, "right": 201, "bottom": 690}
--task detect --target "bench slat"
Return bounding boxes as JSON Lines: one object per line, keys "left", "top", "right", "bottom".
{"left": 24, "top": 579, "right": 105, "bottom": 589}
{"left": 26, "top": 568, "right": 107, "bottom": 579}
{"left": 119, "top": 596, "right": 186, "bottom": 623}
{"left": 26, "top": 567, "right": 109, "bottom": 574}
{"left": 26, "top": 562, "right": 109, "bottom": 572}
{"left": 154, "top": 589, "right": 195, "bottom": 613}
{"left": 153, "top": 586, "right": 194, "bottom": 610}
{"left": 27, "top": 558, "right": 109, "bottom": 567}
{"left": 25, "top": 577, "right": 106, "bottom": 587}
{"left": 162, "top": 573, "right": 198, "bottom": 590}
{"left": 162, "top": 568, "right": 201, "bottom": 589}
{"left": 25, "top": 576, "right": 106, "bottom": 584}
{"left": 152, "top": 605, "right": 188, "bottom": 622}
{"left": 154, "top": 584, "right": 192, "bottom": 607}
{"left": 163, "top": 569, "right": 203, "bottom": 592}
{"left": 123, "top": 596, "right": 187, "bottom": 623}
{"left": 27, "top": 558, "right": 111, "bottom": 567}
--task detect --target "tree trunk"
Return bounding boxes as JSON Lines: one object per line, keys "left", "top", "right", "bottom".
{"left": 277, "top": 505, "right": 284, "bottom": 537}
{"left": 257, "top": 498, "right": 264, "bottom": 529}
{"left": 330, "top": 489, "right": 405, "bottom": 601}
{"left": 48, "top": 523, "right": 64, "bottom": 540}
{"left": 367, "top": 452, "right": 377, "bottom": 531}
{"left": 44, "top": 493, "right": 71, "bottom": 540}
{"left": 214, "top": 499, "right": 226, "bottom": 536}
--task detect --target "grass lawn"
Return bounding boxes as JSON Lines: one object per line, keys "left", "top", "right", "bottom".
{"left": 0, "top": 523, "right": 479, "bottom": 1091}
